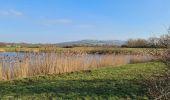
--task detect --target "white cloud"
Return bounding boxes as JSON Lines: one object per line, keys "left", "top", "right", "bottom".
{"left": 9, "top": 9, "right": 23, "bottom": 16}
{"left": 0, "top": 9, "right": 23, "bottom": 17}
{"left": 42, "top": 18, "right": 72, "bottom": 26}
{"left": 75, "top": 24, "right": 95, "bottom": 28}
{"left": 40, "top": 17, "right": 94, "bottom": 29}
{"left": 0, "top": 10, "right": 9, "bottom": 16}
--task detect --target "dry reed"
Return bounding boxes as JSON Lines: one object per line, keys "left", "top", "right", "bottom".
{"left": 0, "top": 52, "right": 151, "bottom": 80}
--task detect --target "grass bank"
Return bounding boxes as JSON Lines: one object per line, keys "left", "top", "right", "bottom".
{"left": 0, "top": 62, "right": 166, "bottom": 99}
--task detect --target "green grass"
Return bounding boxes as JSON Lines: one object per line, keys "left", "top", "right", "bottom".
{"left": 0, "top": 62, "right": 166, "bottom": 100}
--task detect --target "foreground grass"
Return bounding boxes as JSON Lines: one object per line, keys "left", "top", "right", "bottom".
{"left": 0, "top": 62, "right": 166, "bottom": 100}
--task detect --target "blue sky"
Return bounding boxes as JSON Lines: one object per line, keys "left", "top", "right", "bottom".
{"left": 0, "top": 0, "right": 170, "bottom": 43}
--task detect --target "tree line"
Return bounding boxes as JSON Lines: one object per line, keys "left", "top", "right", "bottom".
{"left": 124, "top": 34, "right": 170, "bottom": 48}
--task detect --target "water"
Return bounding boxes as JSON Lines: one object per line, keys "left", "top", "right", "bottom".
{"left": 0, "top": 52, "right": 18, "bottom": 56}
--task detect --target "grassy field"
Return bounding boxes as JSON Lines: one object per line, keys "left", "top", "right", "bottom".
{"left": 0, "top": 47, "right": 40, "bottom": 52}
{"left": 0, "top": 47, "right": 165, "bottom": 55}
{"left": 0, "top": 47, "right": 154, "bottom": 58}
{"left": 0, "top": 62, "right": 166, "bottom": 100}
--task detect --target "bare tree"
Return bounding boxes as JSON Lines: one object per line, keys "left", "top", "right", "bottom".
{"left": 146, "top": 28, "right": 170, "bottom": 100}
{"left": 127, "top": 38, "right": 148, "bottom": 48}
{"left": 147, "top": 37, "right": 160, "bottom": 48}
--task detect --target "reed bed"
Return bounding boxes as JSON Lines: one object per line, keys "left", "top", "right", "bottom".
{"left": 0, "top": 52, "right": 151, "bottom": 80}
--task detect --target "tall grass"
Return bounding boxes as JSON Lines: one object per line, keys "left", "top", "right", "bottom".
{"left": 0, "top": 64, "right": 2, "bottom": 80}
{"left": 0, "top": 52, "right": 151, "bottom": 80}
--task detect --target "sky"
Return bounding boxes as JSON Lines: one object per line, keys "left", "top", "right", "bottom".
{"left": 0, "top": 0, "right": 170, "bottom": 43}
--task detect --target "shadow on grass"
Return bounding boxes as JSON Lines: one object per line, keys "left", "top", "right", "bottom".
{"left": 0, "top": 79, "right": 148, "bottom": 99}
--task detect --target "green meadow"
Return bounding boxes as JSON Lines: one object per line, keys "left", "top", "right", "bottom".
{"left": 0, "top": 62, "right": 166, "bottom": 100}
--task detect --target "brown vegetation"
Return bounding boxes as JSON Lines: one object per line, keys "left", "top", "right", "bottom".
{"left": 0, "top": 52, "right": 150, "bottom": 80}
{"left": 146, "top": 29, "right": 170, "bottom": 100}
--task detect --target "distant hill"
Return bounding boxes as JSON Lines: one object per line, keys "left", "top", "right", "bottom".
{"left": 56, "top": 40, "right": 126, "bottom": 47}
